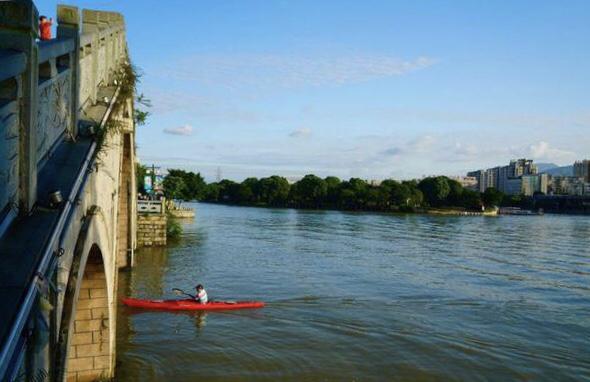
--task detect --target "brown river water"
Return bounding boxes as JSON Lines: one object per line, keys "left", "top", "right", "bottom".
{"left": 116, "top": 202, "right": 590, "bottom": 381}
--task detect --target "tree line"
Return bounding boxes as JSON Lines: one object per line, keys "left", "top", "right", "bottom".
{"left": 155, "top": 168, "right": 519, "bottom": 212}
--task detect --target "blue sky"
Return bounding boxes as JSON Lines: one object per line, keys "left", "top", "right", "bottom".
{"left": 37, "top": 0, "right": 590, "bottom": 181}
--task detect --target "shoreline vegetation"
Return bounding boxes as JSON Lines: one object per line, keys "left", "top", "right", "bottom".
{"left": 147, "top": 168, "right": 538, "bottom": 215}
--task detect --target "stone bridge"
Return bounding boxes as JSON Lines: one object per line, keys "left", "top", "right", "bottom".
{"left": 0, "top": 1, "right": 136, "bottom": 381}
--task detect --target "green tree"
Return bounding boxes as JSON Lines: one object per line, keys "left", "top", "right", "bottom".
{"left": 291, "top": 175, "right": 327, "bottom": 208}
{"left": 136, "top": 163, "right": 147, "bottom": 194}
{"left": 366, "top": 186, "right": 390, "bottom": 210}
{"left": 186, "top": 172, "right": 207, "bottom": 200}
{"left": 218, "top": 179, "right": 240, "bottom": 202}
{"left": 382, "top": 179, "right": 407, "bottom": 207}
{"left": 238, "top": 177, "right": 259, "bottom": 203}
{"left": 338, "top": 187, "right": 357, "bottom": 209}
{"left": 404, "top": 181, "right": 424, "bottom": 208}
{"left": 418, "top": 176, "right": 451, "bottom": 206}
{"left": 260, "top": 176, "right": 290, "bottom": 206}
{"left": 163, "top": 175, "right": 187, "bottom": 200}
{"left": 203, "top": 183, "right": 220, "bottom": 201}
{"left": 447, "top": 179, "right": 464, "bottom": 206}
{"left": 482, "top": 187, "right": 504, "bottom": 208}
{"left": 324, "top": 176, "right": 341, "bottom": 206}
{"left": 461, "top": 189, "right": 482, "bottom": 210}
{"left": 166, "top": 170, "right": 207, "bottom": 200}
{"left": 347, "top": 178, "right": 370, "bottom": 209}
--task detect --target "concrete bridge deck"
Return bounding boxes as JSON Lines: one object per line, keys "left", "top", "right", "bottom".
{"left": 0, "top": 137, "right": 94, "bottom": 348}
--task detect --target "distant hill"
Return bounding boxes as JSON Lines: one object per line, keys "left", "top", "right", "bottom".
{"left": 536, "top": 163, "right": 559, "bottom": 172}
{"left": 537, "top": 163, "right": 573, "bottom": 176}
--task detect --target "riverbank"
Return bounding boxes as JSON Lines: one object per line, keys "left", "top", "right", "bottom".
{"left": 199, "top": 201, "right": 502, "bottom": 217}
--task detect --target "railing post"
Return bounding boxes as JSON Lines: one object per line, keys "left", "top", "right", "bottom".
{"left": 0, "top": 0, "right": 39, "bottom": 214}
{"left": 82, "top": 9, "right": 99, "bottom": 104}
{"left": 97, "top": 11, "right": 110, "bottom": 85}
{"left": 109, "top": 12, "right": 121, "bottom": 71}
{"left": 57, "top": 5, "right": 81, "bottom": 138}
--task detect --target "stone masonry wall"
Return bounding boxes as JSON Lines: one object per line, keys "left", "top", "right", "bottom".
{"left": 137, "top": 214, "right": 167, "bottom": 247}
{"left": 66, "top": 258, "right": 111, "bottom": 382}
{"left": 116, "top": 134, "right": 132, "bottom": 267}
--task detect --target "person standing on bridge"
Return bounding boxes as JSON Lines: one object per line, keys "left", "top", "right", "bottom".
{"left": 39, "top": 16, "right": 53, "bottom": 41}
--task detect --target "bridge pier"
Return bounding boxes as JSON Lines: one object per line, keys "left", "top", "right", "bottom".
{"left": 66, "top": 245, "right": 112, "bottom": 382}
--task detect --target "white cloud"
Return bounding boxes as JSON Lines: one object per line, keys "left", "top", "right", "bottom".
{"left": 159, "top": 53, "right": 437, "bottom": 91}
{"left": 453, "top": 141, "right": 478, "bottom": 157}
{"left": 147, "top": 90, "right": 212, "bottom": 115}
{"left": 527, "top": 141, "right": 575, "bottom": 161}
{"left": 408, "top": 135, "right": 435, "bottom": 152}
{"left": 289, "top": 127, "right": 312, "bottom": 138}
{"left": 163, "top": 124, "right": 193, "bottom": 136}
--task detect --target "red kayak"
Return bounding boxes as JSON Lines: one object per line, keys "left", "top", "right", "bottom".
{"left": 122, "top": 297, "right": 265, "bottom": 311}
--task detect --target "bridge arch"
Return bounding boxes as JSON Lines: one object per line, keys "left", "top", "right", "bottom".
{"left": 57, "top": 211, "right": 117, "bottom": 382}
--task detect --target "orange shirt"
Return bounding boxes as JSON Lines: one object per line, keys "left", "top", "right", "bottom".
{"left": 39, "top": 20, "right": 52, "bottom": 40}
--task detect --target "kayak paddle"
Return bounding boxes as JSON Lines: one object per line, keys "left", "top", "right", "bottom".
{"left": 172, "top": 288, "right": 195, "bottom": 299}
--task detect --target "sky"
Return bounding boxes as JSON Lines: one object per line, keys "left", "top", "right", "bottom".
{"left": 37, "top": 0, "right": 590, "bottom": 181}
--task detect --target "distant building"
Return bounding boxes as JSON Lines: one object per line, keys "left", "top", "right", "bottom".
{"left": 539, "top": 173, "right": 549, "bottom": 194}
{"left": 467, "top": 159, "right": 539, "bottom": 195}
{"left": 511, "top": 158, "right": 538, "bottom": 177}
{"left": 466, "top": 170, "right": 486, "bottom": 192}
{"left": 468, "top": 159, "right": 590, "bottom": 196}
{"left": 485, "top": 167, "right": 499, "bottom": 189}
{"left": 550, "top": 176, "right": 588, "bottom": 196}
{"left": 521, "top": 173, "right": 548, "bottom": 196}
{"left": 449, "top": 176, "right": 478, "bottom": 190}
{"left": 574, "top": 160, "right": 590, "bottom": 182}
{"left": 503, "top": 177, "right": 523, "bottom": 195}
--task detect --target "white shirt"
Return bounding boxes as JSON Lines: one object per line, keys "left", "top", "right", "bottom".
{"left": 197, "top": 289, "right": 208, "bottom": 304}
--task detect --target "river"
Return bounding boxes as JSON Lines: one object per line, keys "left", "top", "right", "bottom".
{"left": 116, "top": 202, "right": 590, "bottom": 381}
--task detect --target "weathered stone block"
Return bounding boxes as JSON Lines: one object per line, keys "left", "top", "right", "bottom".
{"left": 77, "top": 296, "right": 108, "bottom": 310}
{"left": 93, "top": 355, "right": 110, "bottom": 369}
{"left": 91, "top": 306, "right": 108, "bottom": 319}
{"left": 92, "top": 330, "right": 108, "bottom": 344}
{"left": 75, "top": 319, "right": 102, "bottom": 333}
{"left": 75, "top": 309, "right": 92, "bottom": 321}
{"left": 82, "top": 278, "right": 107, "bottom": 288}
{"left": 78, "top": 288, "right": 90, "bottom": 300}
{"left": 76, "top": 343, "right": 108, "bottom": 357}
{"left": 67, "top": 356, "right": 93, "bottom": 372}
{"left": 71, "top": 332, "right": 93, "bottom": 345}
{"left": 57, "top": 5, "right": 79, "bottom": 25}
{"left": 90, "top": 288, "right": 106, "bottom": 298}
{"left": 89, "top": 271, "right": 106, "bottom": 280}
{"left": 0, "top": 0, "right": 39, "bottom": 33}
{"left": 76, "top": 370, "right": 106, "bottom": 382}
{"left": 82, "top": 9, "right": 100, "bottom": 24}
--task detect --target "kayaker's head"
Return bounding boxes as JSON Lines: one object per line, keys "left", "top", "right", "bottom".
{"left": 196, "top": 284, "right": 204, "bottom": 291}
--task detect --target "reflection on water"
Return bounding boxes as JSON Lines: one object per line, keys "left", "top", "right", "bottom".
{"left": 117, "top": 203, "right": 590, "bottom": 381}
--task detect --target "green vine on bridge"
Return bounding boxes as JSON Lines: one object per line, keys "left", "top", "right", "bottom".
{"left": 95, "top": 58, "right": 150, "bottom": 160}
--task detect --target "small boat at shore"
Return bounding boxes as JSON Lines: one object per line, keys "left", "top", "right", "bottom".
{"left": 122, "top": 297, "right": 265, "bottom": 311}
{"left": 498, "top": 207, "right": 544, "bottom": 216}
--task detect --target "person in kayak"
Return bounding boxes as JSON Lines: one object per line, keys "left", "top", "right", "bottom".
{"left": 195, "top": 284, "right": 208, "bottom": 304}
